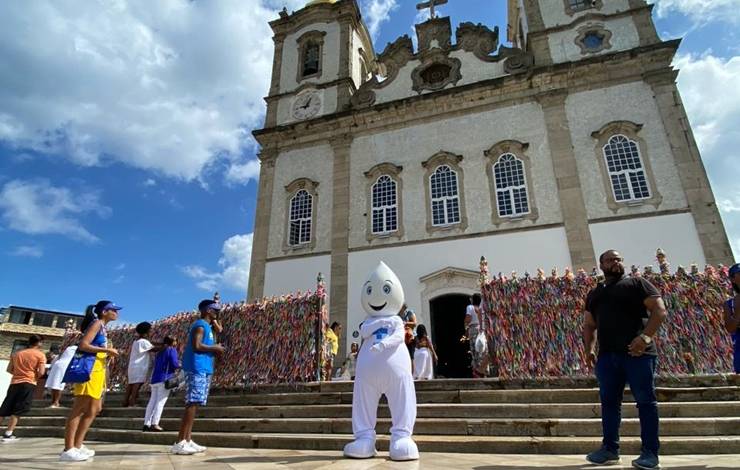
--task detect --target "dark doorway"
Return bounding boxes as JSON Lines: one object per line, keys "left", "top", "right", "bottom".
{"left": 429, "top": 294, "right": 472, "bottom": 378}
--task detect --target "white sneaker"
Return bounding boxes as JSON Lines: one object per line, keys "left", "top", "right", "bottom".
{"left": 60, "top": 448, "right": 88, "bottom": 462}
{"left": 170, "top": 440, "right": 197, "bottom": 455}
{"left": 187, "top": 440, "right": 206, "bottom": 453}
{"left": 79, "top": 445, "right": 95, "bottom": 458}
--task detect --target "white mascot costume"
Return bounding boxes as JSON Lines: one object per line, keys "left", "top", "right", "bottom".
{"left": 343, "top": 262, "right": 419, "bottom": 461}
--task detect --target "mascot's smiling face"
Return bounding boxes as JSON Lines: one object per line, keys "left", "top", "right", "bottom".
{"left": 362, "top": 262, "right": 405, "bottom": 317}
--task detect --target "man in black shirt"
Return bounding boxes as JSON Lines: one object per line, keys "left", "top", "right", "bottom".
{"left": 583, "top": 250, "right": 667, "bottom": 470}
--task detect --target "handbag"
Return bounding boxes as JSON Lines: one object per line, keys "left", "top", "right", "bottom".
{"left": 164, "top": 370, "right": 183, "bottom": 390}
{"left": 62, "top": 351, "right": 96, "bottom": 384}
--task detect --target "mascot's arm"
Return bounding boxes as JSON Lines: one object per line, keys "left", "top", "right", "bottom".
{"left": 370, "top": 316, "right": 405, "bottom": 352}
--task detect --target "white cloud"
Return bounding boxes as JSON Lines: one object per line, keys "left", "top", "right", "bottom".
{"left": 674, "top": 52, "right": 740, "bottom": 258}
{"left": 650, "top": 0, "right": 740, "bottom": 23}
{"left": 182, "top": 233, "right": 253, "bottom": 293}
{"left": 718, "top": 196, "right": 740, "bottom": 214}
{"left": 115, "top": 263, "right": 126, "bottom": 270}
{"left": 365, "top": 0, "right": 399, "bottom": 39}
{"left": 143, "top": 179, "right": 156, "bottom": 187}
{"left": 113, "top": 274, "right": 125, "bottom": 284}
{"left": 0, "top": 179, "right": 111, "bottom": 242}
{"left": 225, "top": 159, "right": 261, "bottom": 185}
{"left": 9, "top": 245, "right": 43, "bottom": 258}
{"left": 0, "top": 1, "right": 287, "bottom": 182}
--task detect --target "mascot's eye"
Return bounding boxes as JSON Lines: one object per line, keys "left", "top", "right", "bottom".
{"left": 366, "top": 286, "right": 372, "bottom": 295}
{"left": 383, "top": 285, "right": 391, "bottom": 294}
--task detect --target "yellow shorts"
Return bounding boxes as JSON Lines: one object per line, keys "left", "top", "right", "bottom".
{"left": 73, "top": 353, "right": 107, "bottom": 400}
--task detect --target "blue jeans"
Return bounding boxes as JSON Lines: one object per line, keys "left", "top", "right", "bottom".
{"left": 596, "top": 353, "right": 659, "bottom": 454}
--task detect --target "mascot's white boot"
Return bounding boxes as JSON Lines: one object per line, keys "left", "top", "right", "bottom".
{"left": 343, "top": 262, "right": 419, "bottom": 461}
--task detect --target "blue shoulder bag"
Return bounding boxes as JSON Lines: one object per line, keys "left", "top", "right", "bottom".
{"left": 62, "top": 322, "right": 101, "bottom": 384}
{"left": 62, "top": 350, "right": 96, "bottom": 384}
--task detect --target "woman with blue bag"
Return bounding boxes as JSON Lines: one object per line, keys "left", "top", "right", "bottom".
{"left": 60, "top": 300, "right": 121, "bottom": 462}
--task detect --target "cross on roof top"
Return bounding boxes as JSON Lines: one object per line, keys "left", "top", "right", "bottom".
{"left": 416, "top": 0, "right": 448, "bottom": 19}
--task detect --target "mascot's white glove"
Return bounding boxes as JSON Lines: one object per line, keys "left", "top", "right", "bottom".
{"left": 370, "top": 342, "right": 385, "bottom": 353}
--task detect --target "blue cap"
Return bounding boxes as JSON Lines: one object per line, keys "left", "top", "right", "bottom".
{"left": 102, "top": 302, "right": 123, "bottom": 311}
{"left": 198, "top": 299, "right": 222, "bottom": 313}
{"left": 729, "top": 263, "right": 740, "bottom": 277}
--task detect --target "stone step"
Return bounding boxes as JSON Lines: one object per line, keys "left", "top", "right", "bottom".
{"left": 19, "top": 426, "right": 740, "bottom": 454}
{"left": 18, "top": 416, "right": 740, "bottom": 437}
{"left": 317, "top": 374, "right": 740, "bottom": 392}
{"left": 91, "top": 374, "right": 740, "bottom": 397}
{"left": 59, "top": 386, "right": 740, "bottom": 408}
{"left": 28, "top": 401, "right": 740, "bottom": 419}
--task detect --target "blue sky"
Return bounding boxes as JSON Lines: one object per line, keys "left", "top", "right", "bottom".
{"left": 1, "top": 0, "right": 739, "bottom": 325}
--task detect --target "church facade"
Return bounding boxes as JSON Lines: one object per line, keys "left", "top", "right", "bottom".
{"left": 248, "top": 0, "right": 731, "bottom": 356}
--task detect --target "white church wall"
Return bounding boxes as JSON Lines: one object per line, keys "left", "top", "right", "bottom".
{"left": 279, "top": 22, "right": 341, "bottom": 94}
{"left": 0, "top": 360, "right": 9, "bottom": 404}
{"left": 547, "top": 15, "right": 640, "bottom": 64}
{"left": 449, "top": 50, "right": 507, "bottom": 87}
{"left": 349, "top": 102, "right": 563, "bottom": 249}
{"left": 267, "top": 144, "right": 334, "bottom": 259}
{"left": 372, "top": 52, "right": 507, "bottom": 106}
{"left": 589, "top": 212, "right": 706, "bottom": 269}
{"left": 276, "top": 86, "right": 337, "bottom": 126}
{"left": 538, "top": 0, "right": 630, "bottom": 29}
{"left": 345, "top": 226, "right": 572, "bottom": 351}
{"left": 263, "top": 255, "right": 332, "bottom": 299}
{"left": 565, "top": 81, "right": 688, "bottom": 220}
{"left": 373, "top": 61, "right": 417, "bottom": 104}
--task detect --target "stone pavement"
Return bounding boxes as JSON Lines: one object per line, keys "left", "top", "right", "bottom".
{"left": 1, "top": 438, "right": 738, "bottom": 470}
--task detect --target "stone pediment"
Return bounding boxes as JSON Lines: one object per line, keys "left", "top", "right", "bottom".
{"left": 351, "top": 17, "right": 533, "bottom": 109}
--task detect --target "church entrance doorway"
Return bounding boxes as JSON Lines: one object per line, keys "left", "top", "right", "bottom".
{"left": 429, "top": 293, "right": 471, "bottom": 378}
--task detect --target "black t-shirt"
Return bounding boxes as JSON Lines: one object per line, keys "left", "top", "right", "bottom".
{"left": 585, "top": 276, "right": 662, "bottom": 356}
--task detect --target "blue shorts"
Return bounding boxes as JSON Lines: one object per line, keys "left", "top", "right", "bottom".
{"left": 184, "top": 372, "right": 211, "bottom": 406}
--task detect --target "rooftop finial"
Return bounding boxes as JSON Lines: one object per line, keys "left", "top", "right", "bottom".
{"left": 416, "top": 0, "right": 448, "bottom": 19}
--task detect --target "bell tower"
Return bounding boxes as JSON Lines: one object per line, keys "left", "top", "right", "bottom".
{"left": 507, "top": 0, "right": 660, "bottom": 66}
{"left": 263, "top": 0, "right": 375, "bottom": 128}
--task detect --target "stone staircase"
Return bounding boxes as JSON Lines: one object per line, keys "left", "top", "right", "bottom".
{"left": 21, "top": 375, "right": 740, "bottom": 454}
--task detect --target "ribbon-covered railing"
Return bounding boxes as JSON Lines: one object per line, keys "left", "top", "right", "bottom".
{"left": 479, "top": 255, "right": 734, "bottom": 379}
{"left": 61, "top": 279, "right": 328, "bottom": 390}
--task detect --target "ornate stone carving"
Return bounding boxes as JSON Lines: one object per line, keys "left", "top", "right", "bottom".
{"left": 415, "top": 17, "right": 452, "bottom": 53}
{"left": 411, "top": 53, "right": 462, "bottom": 93}
{"left": 377, "top": 35, "right": 415, "bottom": 79}
{"left": 499, "top": 45, "right": 534, "bottom": 74}
{"left": 456, "top": 22, "right": 499, "bottom": 61}
{"left": 574, "top": 24, "right": 613, "bottom": 55}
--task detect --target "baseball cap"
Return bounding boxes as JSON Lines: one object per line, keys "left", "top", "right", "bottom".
{"left": 198, "top": 299, "right": 222, "bottom": 313}
{"left": 729, "top": 263, "right": 740, "bottom": 277}
{"left": 95, "top": 300, "right": 123, "bottom": 314}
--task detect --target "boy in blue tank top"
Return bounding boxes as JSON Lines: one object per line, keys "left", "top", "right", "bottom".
{"left": 171, "top": 299, "right": 224, "bottom": 455}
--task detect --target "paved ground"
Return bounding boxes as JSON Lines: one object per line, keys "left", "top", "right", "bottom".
{"left": 0, "top": 438, "right": 738, "bottom": 469}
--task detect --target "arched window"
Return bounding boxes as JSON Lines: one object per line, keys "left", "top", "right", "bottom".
{"left": 296, "top": 31, "right": 326, "bottom": 82}
{"left": 288, "top": 189, "right": 313, "bottom": 246}
{"left": 303, "top": 42, "right": 320, "bottom": 77}
{"left": 371, "top": 175, "right": 398, "bottom": 234}
{"left": 603, "top": 134, "right": 651, "bottom": 202}
{"left": 430, "top": 165, "right": 461, "bottom": 226}
{"left": 493, "top": 153, "right": 530, "bottom": 217}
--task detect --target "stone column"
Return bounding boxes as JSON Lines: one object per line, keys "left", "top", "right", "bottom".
{"left": 336, "top": 19, "right": 353, "bottom": 111}
{"left": 538, "top": 90, "right": 596, "bottom": 270}
{"left": 521, "top": 0, "right": 552, "bottom": 66}
{"left": 646, "top": 71, "right": 733, "bottom": 265}
{"left": 247, "top": 149, "right": 277, "bottom": 300}
{"left": 329, "top": 134, "right": 352, "bottom": 361}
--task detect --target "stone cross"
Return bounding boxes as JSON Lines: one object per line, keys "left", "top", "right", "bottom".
{"left": 416, "top": 0, "right": 448, "bottom": 19}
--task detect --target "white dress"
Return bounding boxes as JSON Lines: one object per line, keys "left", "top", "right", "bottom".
{"left": 127, "top": 338, "right": 154, "bottom": 384}
{"left": 413, "top": 347, "right": 434, "bottom": 380}
{"left": 45, "top": 345, "right": 77, "bottom": 391}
